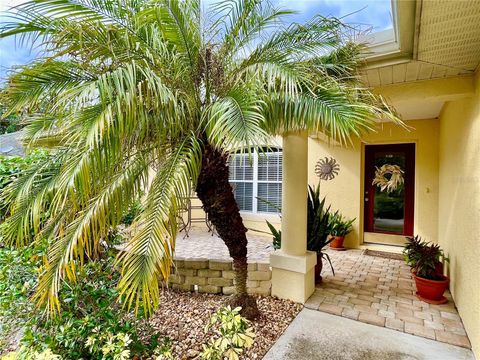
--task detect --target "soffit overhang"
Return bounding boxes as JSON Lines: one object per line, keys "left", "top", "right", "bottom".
{"left": 361, "top": 0, "right": 480, "bottom": 120}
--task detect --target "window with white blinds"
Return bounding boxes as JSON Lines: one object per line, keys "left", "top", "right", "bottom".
{"left": 229, "top": 149, "right": 282, "bottom": 214}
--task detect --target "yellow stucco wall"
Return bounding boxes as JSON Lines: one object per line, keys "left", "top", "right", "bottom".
{"left": 308, "top": 119, "right": 439, "bottom": 249}
{"left": 438, "top": 72, "right": 480, "bottom": 358}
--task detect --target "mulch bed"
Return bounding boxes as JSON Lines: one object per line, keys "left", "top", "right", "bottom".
{"left": 146, "top": 289, "right": 302, "bottom": 359}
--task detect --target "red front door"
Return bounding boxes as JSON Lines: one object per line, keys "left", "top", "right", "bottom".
{"left": 364, "top": 143, "right": 415, "bottom": 236}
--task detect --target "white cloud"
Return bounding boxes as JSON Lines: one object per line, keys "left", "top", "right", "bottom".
{"left": 0, "top": 0, "right": 25, "bottom": 12}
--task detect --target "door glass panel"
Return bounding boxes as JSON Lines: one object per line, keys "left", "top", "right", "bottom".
{"left": 373, "top": 152, "right": 405, "bottom": 234}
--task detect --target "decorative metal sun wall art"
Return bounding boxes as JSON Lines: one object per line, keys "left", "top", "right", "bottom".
{"left": 372, "top": 164, "right": 404, "bottom": 193}
{"left": 315, "top": 157, "right": 340, "bottom": 181}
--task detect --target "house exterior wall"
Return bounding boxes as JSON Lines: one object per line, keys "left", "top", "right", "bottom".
{"left": 307, "top": 119, "right": 440, "bottom": 249}
{"left": 438, "top": 71, "right": 480, "bottom": 358}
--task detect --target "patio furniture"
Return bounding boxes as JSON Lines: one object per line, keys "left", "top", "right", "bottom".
{"left": 178, "top": 197, "right": 215, "bottom": 237}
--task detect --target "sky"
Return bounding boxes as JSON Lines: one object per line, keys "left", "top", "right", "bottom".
{"left": 0, "top": 0, "right": 393, "bottom": 80}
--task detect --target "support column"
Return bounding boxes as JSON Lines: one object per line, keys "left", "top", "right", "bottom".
{"left": 270, "top": 131, "right": 316, "bottom": 303}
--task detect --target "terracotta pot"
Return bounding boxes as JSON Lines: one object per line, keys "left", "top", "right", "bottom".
{"left": 315, "top": 253, "right": 323, "bottom": 283}
{"left": 330, "top": 235, "right": 346, "bottom": 250}
{"left": 413, "top": 273, "right": 449, "bottom": 305}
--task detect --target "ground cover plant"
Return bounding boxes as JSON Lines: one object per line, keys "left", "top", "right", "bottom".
{"left": 0, "top": 0, "right": 399, "bottom": 320}
{"left": 0, "top": 244, "right": 160, "bottom": 359}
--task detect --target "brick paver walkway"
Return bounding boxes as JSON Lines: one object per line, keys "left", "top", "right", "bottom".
{"left": 175, "top": 227, "right": 273, "bottom": 261}
{"left": 174, "top": 229, "right": 471, "bottom": 349}
{"left": 306, "top": 249, "right": 472, "bottom": 349}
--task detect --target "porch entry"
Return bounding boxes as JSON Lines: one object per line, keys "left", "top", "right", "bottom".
{"left": 363, "top": 143, "right": 415, "bottom": 246}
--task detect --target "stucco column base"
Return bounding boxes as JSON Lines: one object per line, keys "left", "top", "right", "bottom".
{"left": 270, "top": 250, "right": 317, "bottom": 303}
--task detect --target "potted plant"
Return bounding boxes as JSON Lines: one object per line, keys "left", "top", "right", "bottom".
{"left": 403, "top": 236, "right": 450, "bottom": 304}
{"left": 328, "top": 212, "right": 355, "bottom": 251}
{"left": 266, "top": 184, "right": 334, "bottom": 283}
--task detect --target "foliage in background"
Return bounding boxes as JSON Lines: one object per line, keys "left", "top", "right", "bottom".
{"left": 0, "top": 151, "right": 49, "bottom": 221}
{"left": 200, "top": 306, "right": 255, "bottom": 360}
{"left": 120, "top": 199, "right": 144, "bottom": 227}
{"left": 328, "top": 212, "right": 355, "bottom": 237}
{"left": 0, "top": 103, "right": 21, "bottom": 134}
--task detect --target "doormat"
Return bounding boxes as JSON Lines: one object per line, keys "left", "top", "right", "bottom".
{"left": 364, "top": 249, "right": 403, "bottom": 261}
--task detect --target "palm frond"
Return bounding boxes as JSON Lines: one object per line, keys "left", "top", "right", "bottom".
{"left": 204, "top": 87, "right": 269, "bottom": 150}
{"left": 34, "top": 153, "right": 149, "bottom": 313}
{"left": 117, "top": 136, "right": 202, "bottom": 316}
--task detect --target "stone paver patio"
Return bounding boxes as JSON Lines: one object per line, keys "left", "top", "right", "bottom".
{"left": 175, "top": 227, "right": 273, "bottom": 261}
{"left": 307, "top": 249, "right": 472, "bottom": 349}
{"left": 174, "top": 228, "right": 471, "bottom": 349}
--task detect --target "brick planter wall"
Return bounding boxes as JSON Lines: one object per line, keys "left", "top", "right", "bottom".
{"left": 164, "top": 258, "right": 271, "bottom": 296}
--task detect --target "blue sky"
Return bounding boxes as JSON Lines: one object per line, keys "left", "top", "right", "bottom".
{"left": 0, "top": 0, "right": 392, "bottom": 80}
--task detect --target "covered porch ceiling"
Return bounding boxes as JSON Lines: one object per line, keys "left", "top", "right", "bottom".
{"left": 361, "top": 0, "right": 480, "bottom": 120}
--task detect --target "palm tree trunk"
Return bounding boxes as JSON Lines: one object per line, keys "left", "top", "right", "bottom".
{"left": 195, "top": 144, "right": 259, "bottom": 319}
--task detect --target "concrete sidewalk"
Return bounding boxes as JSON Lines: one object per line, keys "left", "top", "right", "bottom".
{"left": 263, "top": 309, "right": 475, "bottom": 360}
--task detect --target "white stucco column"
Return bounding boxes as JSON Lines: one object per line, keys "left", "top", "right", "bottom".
{"left": 270, "top": 131, "right": 316, "bottom": 303}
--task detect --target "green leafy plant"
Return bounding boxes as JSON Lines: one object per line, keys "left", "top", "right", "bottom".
{"left": 85, "top": 331, "right": 132, "bottom": 360}
{"left": 19, "top": 255, "right": 159, "bottom": 359}
{"left": 403, "top": 236, "right": 449, "bottom": 280}
{"left": 403, "top": 235, "right": 426, "bottom": 268}
{"left": 266, "top": 221, "right": 281, "bottom": 251}
{"left": 152, "top": 337, "right": 174, "bottom": 359}
{"left": 266, "top": 184, "right": 334, "bottom": 274}
{"left": 328, "top": 212, "right": 355, "bottom": 237}
{"left": 200, "top": 306, "right": 255, "bottom": 360}
{"left": 0, "top": 242, "right": 46, "bottom": 351}
{"left": 2, "top": 347, "right": 61, "bottom": 360}
{"left": 306, "top": 184, "right": 333, "bottom": 253}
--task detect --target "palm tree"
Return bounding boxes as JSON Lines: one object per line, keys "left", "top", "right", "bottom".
{"left": 0, "top": 0, "right": 398, "bottom": 318}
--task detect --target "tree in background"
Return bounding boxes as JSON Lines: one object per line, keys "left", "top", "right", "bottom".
{"left": 0, "top": 0, "right": 399, "bottom": 318}
{"left": 0, "top": 102, "right": 21, "bottom": 134}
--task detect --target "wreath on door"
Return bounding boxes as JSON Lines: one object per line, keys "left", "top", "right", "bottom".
{"left": 372, "top": 164, "right": 404, "bottom": 193}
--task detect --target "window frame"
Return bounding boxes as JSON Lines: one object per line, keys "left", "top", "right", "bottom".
{"left": 229, "top": 148, "right": 282, "bottom": 215}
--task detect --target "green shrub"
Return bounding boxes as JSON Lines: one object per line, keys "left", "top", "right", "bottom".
{"left": 0, "top": 243, "right": 160, "bottom": 359}
{"left": 0, "top": 242, "right": 45, "bottom": 351}
{"left": 200, "top": 306, "right": 255, "bottom": 360}
{"left": 20, "top": 254, "right": 158, "bottom": 359}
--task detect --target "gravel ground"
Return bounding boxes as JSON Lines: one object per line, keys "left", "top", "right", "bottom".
{"left": 147, "top": 289, "right": 302, "bottom": 360}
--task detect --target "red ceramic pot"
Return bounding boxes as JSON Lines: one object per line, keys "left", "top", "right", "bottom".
{"left": 413, "top": 273, "right": 449, "bottom": 305}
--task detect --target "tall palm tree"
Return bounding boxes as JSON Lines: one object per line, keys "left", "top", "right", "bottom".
{"left": 0, "top": 0, "right": 398, "bottom": 318}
